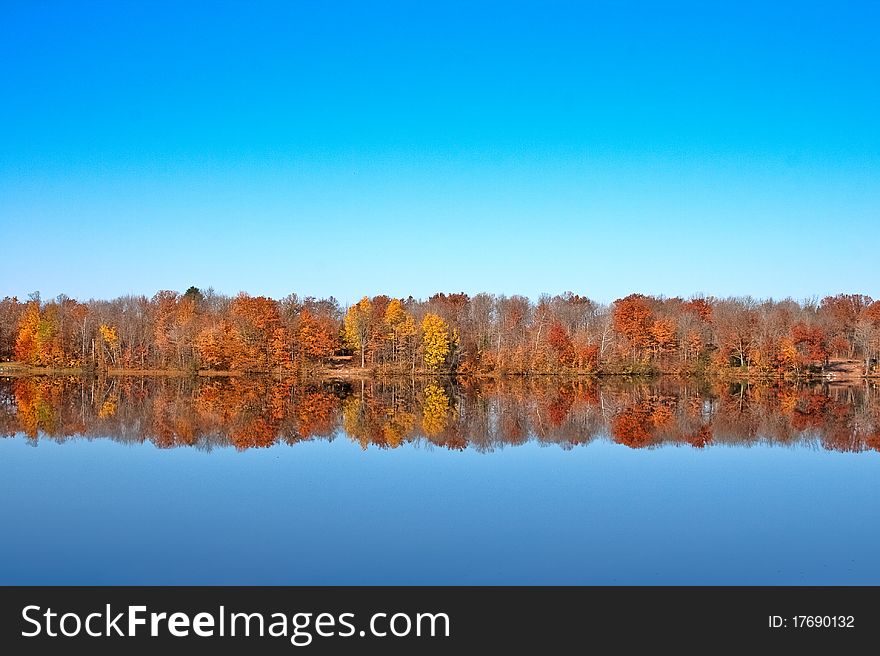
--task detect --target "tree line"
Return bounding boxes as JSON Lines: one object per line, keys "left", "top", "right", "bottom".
{"left": 1, "top": 288, "right": 879, "bottom": 377}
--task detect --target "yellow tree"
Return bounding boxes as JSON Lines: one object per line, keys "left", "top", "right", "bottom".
{"left": 384, "top": 299, "right": 416, "bottom": 366}
{"left": 99, "top": 324, "right": 120, "bottom": 366}
{"left": 422, "top": 313, "right": 450, "bottom": 371}
{"left": 344, "top": 297, "right": 373, "bottom": 368}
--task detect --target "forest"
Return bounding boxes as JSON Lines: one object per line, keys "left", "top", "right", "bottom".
{"left": 1, "top": 288, "right": 879, "bottom": 378}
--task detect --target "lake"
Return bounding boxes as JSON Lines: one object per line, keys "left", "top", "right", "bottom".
{"left": 1, "top": 375, "right": 878, "bottom": 584}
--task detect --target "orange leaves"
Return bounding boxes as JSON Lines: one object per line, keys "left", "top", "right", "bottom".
{"left": 790, "top": 323, "right": 829, "bottom": 366}
{"left": 195, "top": 323, "right": 232, "bottom": 370}
{"left": 4, "top": 288, "right": 880, "bottom": 377}
{"left": 682, "top": 298, "right": 713, "bottom": 323}
{"left": 13, "top": 300, "right": 78, "bottom": 367}
{"left": 546, "top": 387, "right": 575, "bottom": 427}
{"left": 611, "top": 295, "right": 680, "bottom": 362}
{"left": 297, "top": 309, "right": 339, "bottom": 361}
{"left": 611, "top": 405, "right": 654, "bottom": 448}
{"left": 547, "top": 320, "right": 574, "bottom": 366}
{"left": 193, "top": 295, "right": 292, "bottom": 372}
{"left": 821, "top": 294, "right": 873, "bottom": 329}
{"left": 575, "top": 344, "right": 600, "bottom": 372}
{"left": 295, "top": 389, "right": 340, "bottom": 438}
{"left": 865, "top": 301, "right": 880, "bottom": 326}
{"left": 774, "top": 336, "right": 800, "bottom": 371}
{"left": 230, "top": 293, "right": 281, "bottom": 333}
{"left": 684, "top": 426, "right": 712, "bottom": 449}
{"left": 270, "top": 327, "right": 290, "bottom": 369}
{"left": 612, "top": 294, "right": 654, "bottom": 352}
{"left": 611, "top": 396, "right": 676, "bottom": 448}
{"left": 14, "top": 301, "right": 41, "bottom": 365}
{"left": 13, "top": 377, "right": 62, "bottom": 438}
{"left": 228, "top": 294, "right": 290, "bottom": 371}
{"left": 649, "top": 318, "right": 678, "bottom": 355}
{"left": 151, "top": 290, "right": 183, "bottom": 366}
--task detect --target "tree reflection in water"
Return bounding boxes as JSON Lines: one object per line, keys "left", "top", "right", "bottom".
{"left": 1, "top": 376, "right": 879, "bottom": 453}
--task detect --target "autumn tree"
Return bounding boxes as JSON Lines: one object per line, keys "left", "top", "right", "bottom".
{"left": 820, "top": 294, "right": 873, "bottom": 358}
{"left": 365, "top": 295, "right": 391, "bottom": 365}
{"left": 547, "top": 320, "right": 574, "bottom": 369}
{"left": 228, "top": 294, "right": 289, "bottom": 371}
{"left": 612, "top": 294, "right": 654, "bottom": 361}
{"left": 150, "top": 290, "right": 202, "bottom": 369}
{"left": 494, "top": 295, "right": 531, "bottom": 372}
{"left": 383, "top": 298, "right": 416, "bottom": 369}
{"left": 712, "top": 299, "right": 758, "bottom": 369}
{"left": 195, "top": 322, "right": 236, "bottom": 370}
{"left": 854, "top": 302, "right": 880, "bottom": 375}
{"left": 99, "top": 324, "right": 121, "bottom": 367}
{"left": 297, "top": 308, "right": 339, "bottom": 364}
{"left": 11, "top": 297, "right": 84, "bottom": 367}
{"left": 343, "top": 297, "right": 374, "bottom": 368}
{"left": 649, "top": 317, "right": 678, "bottom": 358}
{"left": 791, "top": 323, "right": 830, "bottom": 372}
{"left": 422, "top": 313, "right": 451, "bottom": 371}
{"left": 151, "top": 290, "right": 181, "bottom": 367}
{"left": 14, "top": 301, "right": 42, "bottom": 365}
{"left": 677, "top": 297, "right": 713, "bottom": 367}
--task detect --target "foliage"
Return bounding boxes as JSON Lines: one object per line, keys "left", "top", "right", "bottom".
{"left": 421, "top": 313, "right": 451, "bottom": 371}
{"left": 343, "top": 297, "right": 373, "bottom": 368}
{"left": 3, "top": 288, "right": 880, "bottom": 377}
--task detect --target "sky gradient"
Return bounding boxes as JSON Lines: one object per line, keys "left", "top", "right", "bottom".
{"left": 2, "top": 0, "right": 878, "bottom": 305}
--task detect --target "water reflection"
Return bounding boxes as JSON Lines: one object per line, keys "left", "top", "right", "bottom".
{"left": 2, "top": 376, "right": 879, "bottom": 453}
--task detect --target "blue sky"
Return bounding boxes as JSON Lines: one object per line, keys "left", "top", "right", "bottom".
{"left": 1, "top": 0, "right": 878, "bottom": 305}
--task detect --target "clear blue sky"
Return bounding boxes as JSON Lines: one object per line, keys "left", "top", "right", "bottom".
{"left": 2, "top": 0, "right": 878, "bottom": 305}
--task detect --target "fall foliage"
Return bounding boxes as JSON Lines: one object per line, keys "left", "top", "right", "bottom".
{"left": 421, "top": 313, "right": 451, "bottom": 371}
{"left": 2, "top": 289, "right": 880, "bottom": 377}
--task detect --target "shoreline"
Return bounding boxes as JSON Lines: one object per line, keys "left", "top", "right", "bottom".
{"left": 0, "top": 362, "right": 876, "bottom": 383}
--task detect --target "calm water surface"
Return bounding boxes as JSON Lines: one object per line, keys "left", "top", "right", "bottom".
{"left": 1, "top": 376, "right": 878, "bottom": 584}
